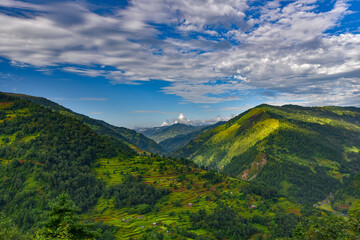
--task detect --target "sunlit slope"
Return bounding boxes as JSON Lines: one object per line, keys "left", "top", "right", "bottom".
{"left": 2, "top": 92, "right": 165, "bottom": 154}
{"left": 175, "top": 107, "right": 280, "bottom": 168}
{"left": 175, "top": 104, "right": 360, "bottom": 204}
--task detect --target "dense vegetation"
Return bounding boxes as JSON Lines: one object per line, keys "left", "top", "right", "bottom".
{"left": 2, "top": 93, "right": 360, "bottom": 239}
{"left": 189, "top": 204, "right": 257, "bottom": 239}
{"left": 176, "top": 104, "right": 360, "bottom": 206}
{"left": 0, "top": 93, "right": 301, "bottom": 239}
{"left": 3, "top": 92, "right": 165, "bottom": 154}
{"left": 105, "top": 174, "right": 170, "bottom": 210}
{"left": 0, "top": 94, "right": 135, "bottom": 233}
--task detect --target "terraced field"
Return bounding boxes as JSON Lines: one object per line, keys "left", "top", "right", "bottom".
{"left": 87, "top": 155, "right": 300, "bottom": 239}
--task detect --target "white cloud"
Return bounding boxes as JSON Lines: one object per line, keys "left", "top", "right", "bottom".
{"left": 63, "top": 67, "right": 106, "bottom": 77}
{"left": 161, "top": 113, "right": 190, "bottom": 126}
{"left": 160, "top": 112, "right": 233, "bottom": 127}
{"left": 0, "top": 0, "right": 359, "bottom": 105}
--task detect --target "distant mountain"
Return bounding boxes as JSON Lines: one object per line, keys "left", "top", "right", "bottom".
{"left": 175, "top": 104, "right": 360, "bottom": 204}
{"left": 3, "top": 92, "right": 165, "bottom": 154}
{"left": 138, "top": 123, "right": 204, "bottom": 143}
{"left": 159, "top": 121, "right": 225, "bottom": 153}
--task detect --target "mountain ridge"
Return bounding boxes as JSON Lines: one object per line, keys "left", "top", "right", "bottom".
{"left": 2, "top": 92, "right": 165, "bottom": 155}
{"left": 174, "top": 104, "right": 360, "bottom": 205}
{"left": 159, "top": 121, "right": 226, "bottom": 153}
{"left": 137, "top": 123, "right": 205, "bottom": 143}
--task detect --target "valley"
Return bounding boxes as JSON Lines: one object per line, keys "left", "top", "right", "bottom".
{"left": 1, "top": 92, "right": 360, "bottom": 239}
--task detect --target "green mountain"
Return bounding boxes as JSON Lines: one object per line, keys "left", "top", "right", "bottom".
{"left": 138, "top": 123, "right": 203, "bottom": 143}
{"left": 3, "top": 92, "right": 165, "bottom": 155}
{"left": 174, "top": 104, "right": 360, "bottom": 204}
{"left": 159, "top": 121, "right": 225, "bottom": 153}
{"left": 0, "top": 93, "right": 306, "bottom": 239}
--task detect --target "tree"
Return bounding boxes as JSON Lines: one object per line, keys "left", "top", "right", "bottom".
{"left": 293, "top": 213, "right": 350, "bottom": 239}
{"left": 36, "top": 193, "right": 99, "bottom": 240}
{"left": 348, "top": 200, "right": 360, "bottom": 236}
{"left": 0, "top": 212, "right": 25, "bottom": 240}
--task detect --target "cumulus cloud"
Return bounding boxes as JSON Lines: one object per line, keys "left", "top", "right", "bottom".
{"left": 0, "top": 0, "right": 359, "bottom": 105}
{"left": 161, "top": 113, "right": 189, "bottom": 126}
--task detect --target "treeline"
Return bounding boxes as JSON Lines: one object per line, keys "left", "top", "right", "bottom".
{"left": 293, "top": 202, "right": 360, "bottom": 239}
{"left": 256, "top": 159, "right": 340, "bottom": 204}
{"left": 104, "top": 174, "right": 170, "bottom": 213}
{"left": 189, "top": 204, "right": 257, "bottom": 239}
{"left": 187, "top": 202, "right": 300, "bottom": 239}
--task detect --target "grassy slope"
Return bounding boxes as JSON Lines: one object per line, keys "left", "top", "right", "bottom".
{"left": 175, "top": 104, "right": 360, "bottom": 205}
{"left": 2, "top": 92, "right": 165, "bottom": 154}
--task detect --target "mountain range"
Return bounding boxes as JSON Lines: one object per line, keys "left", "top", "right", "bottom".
{"left": 138, "top": 123, "right": 204, "bottom": 143}
{"left": 1, "top": 92, "right": 360, "bottom": 239}
{"left": 137, "top": 122, "right": 225, "bottom": 153}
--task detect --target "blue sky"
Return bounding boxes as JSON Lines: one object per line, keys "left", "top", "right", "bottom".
{"left": 0, "top": 0, "right": 359, "bottom": 128}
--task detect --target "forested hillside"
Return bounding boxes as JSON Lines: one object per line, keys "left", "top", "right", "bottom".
{"left": 3, "top": 92, "right": 165, "bottom": 155}
{"left": 0, "top": 93, "right": 303, "bottom": 239}
{"left": 2, "top": 93, "right": 360, "bottom": 239}
{"left": 175, "top": 104, "right": 360, "bottom": 206}
{"left": 0, "top": 93, "right": 135, "bottom": 232}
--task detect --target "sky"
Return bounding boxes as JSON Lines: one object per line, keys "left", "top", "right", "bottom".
{"left": 0, "top": 0, "right": 359, "bottom": 128}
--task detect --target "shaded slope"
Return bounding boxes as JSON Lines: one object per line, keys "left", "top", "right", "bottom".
{"left": 175, "top": 104, "right": 360, "bottom": 204}
{"left": 3, "top": 92, "right": 165, "bottom": 154}
{"left": 138, "top": 123, "right": 203, "bottom": 143}
{"left": 159, "top": 121, "right": 225, "bottom": 153}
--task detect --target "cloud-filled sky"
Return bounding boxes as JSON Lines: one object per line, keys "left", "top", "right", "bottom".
{"left": 0, "top": 0, "right": 359, "bottom": 128}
